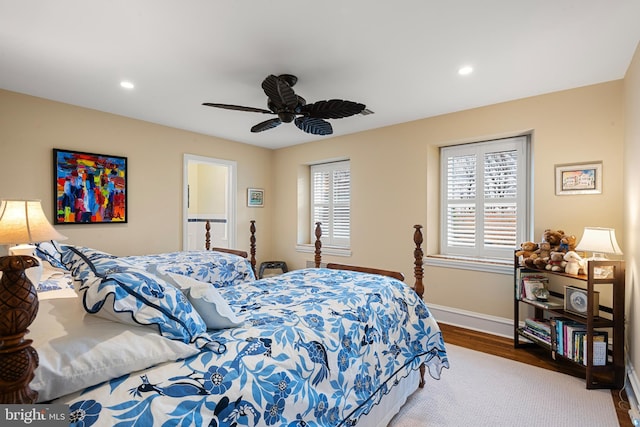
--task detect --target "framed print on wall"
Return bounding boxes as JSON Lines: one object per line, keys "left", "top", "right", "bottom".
{"left": 247, "top": 188, "right": 264, "bottom": 207}
{"left": 53, "top": 148, "right": 128, "bottom": 224}
{"left": 555, "top": 161, "right": 602, "bottom": 195}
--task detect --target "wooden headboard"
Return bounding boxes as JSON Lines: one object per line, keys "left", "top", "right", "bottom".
{"left": 205, "top": 219, "right": 257, "bottom": 277}
{"left": 314, "top": 223, "right": 425, "bottom": 299}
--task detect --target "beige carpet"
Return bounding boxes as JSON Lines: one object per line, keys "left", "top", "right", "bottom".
{"left": 388, "top": 344, "right": 619, "bottom": 427}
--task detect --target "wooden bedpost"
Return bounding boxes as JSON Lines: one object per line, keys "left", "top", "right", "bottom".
{"left": 314, "top": 222, "right": 322, "bottom": 268}
{"left": 413, "top": 224, "right": 427, "bottom": 388}
{"left": 205, "top": 220, "right": 211, "bottom": 250}
{"left": 249, "top": 220, "right": 257, "bottom": 276}
{"left": 413, "top": 224, "right": 425, "bottom": 299}
{"left": 0, "top": 255, "right": 40, "bottom": 404}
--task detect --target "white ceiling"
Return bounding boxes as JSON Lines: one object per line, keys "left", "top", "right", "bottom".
{"left": 1, "top": 1, "right": 639, "bottom": 150}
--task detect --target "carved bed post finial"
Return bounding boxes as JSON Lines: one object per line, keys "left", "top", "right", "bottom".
{"left": 205, "top": 220, "right": 211, "bottom": 250}
{"left": 249, "top": 220, "right": 257, "bottom": 277}
{"left": 314, "top": 222, "right": 322, "bottom": 268}
{"left": 0, "top": 255, "right": 40, "bottom": 404}
{"left": 413, "top": 224, "right": 424, "bottom": 299}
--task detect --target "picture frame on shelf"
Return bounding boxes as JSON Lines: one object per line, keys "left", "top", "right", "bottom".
{"left": 555, "top": 161, "right": 602, "bottom": 195}
{"left": 53, "top": 148, "right": 127, "bottom": 224}
{"left": 247, "top": 188, "right": 264, "bottom": 207}
{"left": 564, "top": 286, "right": 599, "bottom": 317}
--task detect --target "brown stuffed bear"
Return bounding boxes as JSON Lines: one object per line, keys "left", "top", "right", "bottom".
{"left": 546, "top": 251, "right": 567, "bottom": 272}
{"left": 559, "top": 234, "right": 577, "bottom": 253}
{"left": 532, "top": 241, "right": 552, "bottom": 269}
{"left": 516, "top": 241, "right": 538, "bottom": 265}
{"left": 542, "top": 229, "right": 565, "bottom": 252}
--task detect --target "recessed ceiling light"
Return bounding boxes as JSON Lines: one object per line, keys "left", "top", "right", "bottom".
{"left": 458, "top": 66, "right": 473, "bottom": 76}
{"left": 120, "top": 81, "right": 135, "bottom": 89}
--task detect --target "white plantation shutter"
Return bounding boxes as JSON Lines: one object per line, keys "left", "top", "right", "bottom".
{"left": 311, "top": 161, "right": 350, "bottom": 247}
{"left": 441, "top": 136, "right": 529, "bottom": 259}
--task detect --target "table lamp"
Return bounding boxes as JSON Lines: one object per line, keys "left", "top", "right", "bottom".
{"left": 575, "top": 227, "right": 623, "bottom": 260}
{"left": 0, "top": 199, "right": 67, "bottom": 285}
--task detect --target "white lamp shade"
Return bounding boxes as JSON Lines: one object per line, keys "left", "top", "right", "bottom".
{"left": 575, "top": 227, "right": 623, "bottom": 255}
{"left": 0, "top": 199, "right": 67, "bottom": 245}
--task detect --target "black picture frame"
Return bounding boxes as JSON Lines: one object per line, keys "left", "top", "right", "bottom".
{"left": 53, "top": 148, "right": 128, "bottom": 224}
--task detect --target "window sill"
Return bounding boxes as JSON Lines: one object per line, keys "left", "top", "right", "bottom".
{"left": 424, "top": 255, "right": 512, "bottom": 275}
{"left": 296, "top": 244, "right": 352, "bottom": 257}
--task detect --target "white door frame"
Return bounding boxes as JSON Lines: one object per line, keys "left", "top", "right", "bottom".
{"left": 182, "top": 154, "right": 237, "bottom": 251}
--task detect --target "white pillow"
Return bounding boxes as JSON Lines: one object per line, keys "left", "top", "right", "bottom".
{"left": 163, "top": 271, "right": 244, "bottom": 330}
{"left": 30, "top": 297, "right": 200, "bottom": 402}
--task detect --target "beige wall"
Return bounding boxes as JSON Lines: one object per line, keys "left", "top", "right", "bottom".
{"left": 0, "top": 71, "right": 633, "bottom": 360}
{"left": 624, "top": 42, "right": 640, "bottom": 393}
{"left": 0, "top": 89, "right": 274, "bottom": 259}
{"left": 273, "top": 81, "right": 625, "bottom": 321}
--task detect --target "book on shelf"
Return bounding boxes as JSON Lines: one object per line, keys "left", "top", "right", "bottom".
{"left": 520, "top": 275, "right": 549, "bottom": 300}
{"left": 522, "top": 296, "right": 564, "bottom": 310}
{"left": 550, "top": 317, "right": 572, "bottom": 356}
{"left": 524, "top": 318, "right": 551, "bottom": 335}
{"left": 519, "top": 327, "right": 551, "bottom": 345}
{"left": 582, "top": 332, "right": 608, "bottom": 366}
{"left": 520, "top": 320, "right": 552, "bottom": 345}
{"left": 565, "top": 323, "right": 587, "bottom": 361}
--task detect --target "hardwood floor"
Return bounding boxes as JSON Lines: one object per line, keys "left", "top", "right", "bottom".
{"left": 439, "top": 323, "right": 633, "bottom": 427}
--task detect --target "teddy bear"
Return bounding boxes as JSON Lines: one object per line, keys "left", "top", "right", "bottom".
{"left": 532, "top": 241, "right": 552, "bottom": 269}
{"left": 558, "top": 234, "right": 577, "bottom": 253}
{"left": 545, "top": 251, "right": 567, "bottom": 272}
{"left": 542, "top": 229, "right": 565, "bottom": 252}
{"left": 516, "top": 241, "right": 538, "bottom": 266}
{"left": 563, "top": 251, "right": 585, "bottom": 275}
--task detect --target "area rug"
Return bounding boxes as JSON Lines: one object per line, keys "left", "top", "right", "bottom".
{"left": 388, "top": 344, "right": 618, "bottom": 427}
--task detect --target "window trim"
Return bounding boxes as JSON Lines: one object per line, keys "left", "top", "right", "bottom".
{"left": 439, "top": 135, "right": 531, "bottom": 262}
{"left": 310, "top": 160, "right": 351, "bottom": 248}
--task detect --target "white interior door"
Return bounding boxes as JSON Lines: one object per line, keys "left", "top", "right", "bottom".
{"left": 183, "top": 154, "right": 237, "bottom": 251}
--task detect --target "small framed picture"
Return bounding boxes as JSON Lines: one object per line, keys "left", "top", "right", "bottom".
{"left": 247, "top": 188, "right": 264, "bottom": 207}
{"left": 555, "top": 161, "right": 602, "bottom": 195}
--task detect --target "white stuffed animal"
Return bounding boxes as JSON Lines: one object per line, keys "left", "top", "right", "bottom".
{"left": 563, "top": 251, "right": 585, "bottom": 275}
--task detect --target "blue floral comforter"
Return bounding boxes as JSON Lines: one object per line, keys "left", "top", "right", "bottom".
{"left": 123, "top": 250, "right": 255, "bottom": 287}
{"left": 57, "top": 268, "right": 448, "bottom": 427}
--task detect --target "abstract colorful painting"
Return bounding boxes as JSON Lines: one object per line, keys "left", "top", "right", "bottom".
{"left": 53, "top": 149, "right": 127, "bottom": 224}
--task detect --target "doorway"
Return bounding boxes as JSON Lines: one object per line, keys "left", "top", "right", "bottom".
{"left": 182, "top": 154, "right": 237, "bottom": 251}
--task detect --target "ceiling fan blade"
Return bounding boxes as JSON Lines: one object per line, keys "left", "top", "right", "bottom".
{"left": 261, "top": 75, "right": 298, "bottom": 111}
{"left": 295, "top": 117, "right": 333, "bottom": 135}
{"left": 251, "top": 118, "right": 282, "bottom": 133}
{"left": 299, "top": 99, "right": 366, "bottom": 119}
{"left": 202, "top": 103, "right": 273, "bottom": 114}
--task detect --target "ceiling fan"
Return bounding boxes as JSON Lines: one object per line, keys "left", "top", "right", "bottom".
{"left": 202, "top": 74, "right": 369, "bottom": 136}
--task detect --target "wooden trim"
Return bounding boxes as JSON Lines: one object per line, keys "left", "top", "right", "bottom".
{"left": 326, "top": 263, "right": 404, "bottom": 281}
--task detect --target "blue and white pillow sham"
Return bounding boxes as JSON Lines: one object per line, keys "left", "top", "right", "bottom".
{"left": 34, "top": 240, "right": 66, "bottom": 269}
{"left": 66, "top": 247, "right": 207, "bottom": 344}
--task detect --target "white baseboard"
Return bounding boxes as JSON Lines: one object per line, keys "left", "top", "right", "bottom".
{"left": 428, "top": 303, "right": 513, "bottom": 339}
{"left": 626, "top": 361, "right": 640, "bottom": 425}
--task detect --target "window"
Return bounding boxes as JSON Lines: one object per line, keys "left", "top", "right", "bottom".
{"left": 311, "top": 160, "right": 350, "bottom": 247}
{"left": 440, "top": 136, "right": 530, "bottom": 261}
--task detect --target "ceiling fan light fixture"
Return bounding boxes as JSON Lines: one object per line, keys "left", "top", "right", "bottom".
{"left": 278, "top": 112, "right": 296, "bottom": 123}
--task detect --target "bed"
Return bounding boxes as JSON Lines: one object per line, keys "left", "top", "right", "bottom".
{"left": 0, "top": 224, "right": 449, "bottom": 427}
